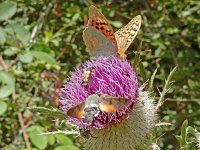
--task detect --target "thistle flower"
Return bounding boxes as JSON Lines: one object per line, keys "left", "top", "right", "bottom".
{"left": 60, "top": 55, "right": 156, "bottom": 149}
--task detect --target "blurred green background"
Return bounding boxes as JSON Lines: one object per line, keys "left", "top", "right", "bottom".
{"left": 0, "top": 0, "right": 199, "bottom": 150}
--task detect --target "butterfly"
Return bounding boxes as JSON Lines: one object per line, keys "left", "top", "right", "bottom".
{"left": 83, "top": 5, "right": 141, "bottom": 59}
{"left": 66, "top": 94, "right": 128, "bottom": 138}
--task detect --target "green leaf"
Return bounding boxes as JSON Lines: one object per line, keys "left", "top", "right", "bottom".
{"left": 30, "top": 51, "right": 58, "bottom": 64}
{"left": 111, "top": 21, "right": 123, "bottom": 28}
{"left": 187, "top": 126, "right": 196, "bottom": 135}
{"left": 181, "top": 120, "right": 188, "bottom": 144}
{"left": 0, "top": 84, "right": 14, "bottom": 99}
{"left": 29, "top": 126, "right": 47, "bottom": 150}
{"left": 55, "top": 145, "right": 79, "bottom": 150}
{"left": 27, "top": 107, "right": 66, "bottom": 120}
{"left": 72, "top": 13, "right": 80, "bottom": 22}
{"left": 47, "top": 135, "right": 55, "bottom": 145}
{"left": 175, "top": 135, "right": 183, "bottom": 145}
{"left": 19, "top": 52, "right": 33, "bottom": 63}
{"left": 0, "top": 27, "right": 6, "bottom": 45}
{"left": 0, "top": 1, "right": 17, "bottom": 21}
{"left": 0, "top": 71, "right": 15, "bottom": 85}
{"left": 1, "top": 144, "right": 17, "bottom": 150}
{"left": 0, "top": 101, "right": 7, "bottom": 115}
{"left": 55, "top": 134, "right": 73, "bottom": 145}
{"left": 6, "top": 22, "right": 30, "bottom": 46}
{"left": 4, "top": 47, "right": 20, "bottom": 56}
{"left": 0, "top": 71, "right": 15, "bottom": 98}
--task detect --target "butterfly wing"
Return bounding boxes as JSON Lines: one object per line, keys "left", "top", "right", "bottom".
{"left": 83, "top": 5, "right": 118, "bottom": 57}
{"left": 88, "top": 5, "right": 118, "bottom": 48}
{"left": 83, "top": 27, "right": 116, "bottom": 57}
{"left": 99, "top": 94, "right": 128, "bottom": 113}
{"left": 115, "top": 15, "right": 141, "bottom": 59}
{"left": 66, "top": 102, "right": 85, "bottom": 120}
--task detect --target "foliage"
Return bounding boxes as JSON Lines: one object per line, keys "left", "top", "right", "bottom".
{"left": 0, "top": 0, "right": 199, "bottom": 150}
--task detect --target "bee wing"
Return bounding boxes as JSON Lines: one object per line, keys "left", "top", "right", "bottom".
{"left": 99, "top": 94, "right": 128, "bottom": 113}
{"left": 83, "top": 27, "right": 116, "bottom": 57}
{"left": 115, "top": 15, "right": 141, "bottom": 59}
{"left": 66, "top": 102, "right": 85, "bottom": 120}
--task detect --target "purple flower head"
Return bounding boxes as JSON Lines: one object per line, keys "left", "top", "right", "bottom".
{"left": 60, "top": 55, "right": 138, "bottom": 128}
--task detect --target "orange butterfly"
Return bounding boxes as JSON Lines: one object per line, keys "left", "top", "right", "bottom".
{"left": 83, "top": 5, "right": 141, "bottom": 59}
